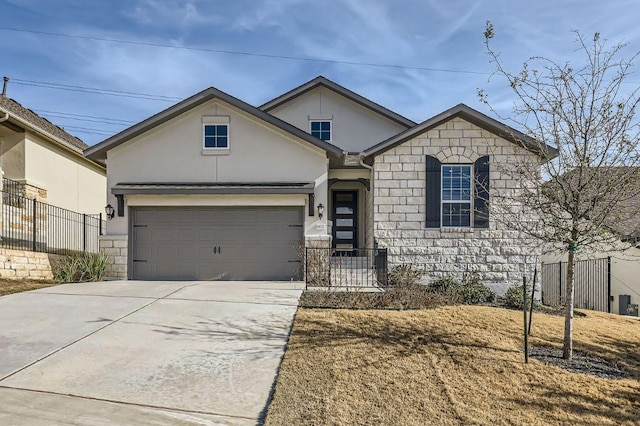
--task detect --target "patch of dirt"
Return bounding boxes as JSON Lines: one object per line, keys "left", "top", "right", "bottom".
{"left": 531, "top": 346, "right": 628, "bottom": 380}
{"left": 0, "top": 279, "right": 59, "bottom": 297}
{"left": 534, "top": 304, "right": 588, "bottom": 317}
{"left": 300, "top": 284, "right": 454, "bottom": 310}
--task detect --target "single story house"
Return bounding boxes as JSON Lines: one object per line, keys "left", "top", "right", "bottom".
{"left": 85, "top": 76, "right": 556, "bottom": 292}
{"left": 0, "top": 92, "right": 106, "bottom": 213}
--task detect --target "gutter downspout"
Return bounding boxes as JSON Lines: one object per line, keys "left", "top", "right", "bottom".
{"left": 359, "top": 156, "right": 375, "bottom": 249}
{"left": 0, "top": 109, "right": 7, "bottom": 182}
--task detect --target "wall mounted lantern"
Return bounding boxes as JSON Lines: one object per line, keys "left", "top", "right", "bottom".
{"left": 105, "top": 204, "right": 115, "bottom": 220}
{"left": 317, "top": 203, "right": 325, "bottom": 219}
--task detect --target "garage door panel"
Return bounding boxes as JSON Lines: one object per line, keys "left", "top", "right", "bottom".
{"left": 131, "top": 207, "right": 303, "bottom": 281}
{"left": 176, "top": 228, "right": 197, "bottom": 241}
{"left": 133, "top": 262, "right": 152, "bottom": 280}
{"left": 133, "top": 246, "right": 152, "bottom": 260}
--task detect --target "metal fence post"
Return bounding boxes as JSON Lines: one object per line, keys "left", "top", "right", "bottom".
{"left": 32, "top": 198, "right": 37, "bottom": 252}
{"left": 559, "top": 262, "right": 563, "bottom": 304}
{"left": 83, "top": 214, "right": 87, "bottom": 253}
{"left": 99, "top": 212, "right": 103, "bottom": 236}
{"left": 607, "top": 256, "right": 612, "bottom": 313}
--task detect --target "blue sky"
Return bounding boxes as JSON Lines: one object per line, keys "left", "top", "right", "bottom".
{"left": 1, "top": 0, "right": 640, "bottom": 146}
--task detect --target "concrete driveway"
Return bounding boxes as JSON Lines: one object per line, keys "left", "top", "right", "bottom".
{"left": 0, "top": 280, "right": 304, "bottom": 425}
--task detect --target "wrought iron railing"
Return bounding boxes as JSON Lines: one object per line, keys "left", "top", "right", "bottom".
{"left": 305, "top": 247, "right": 388, "bottom": 289}
{"left": 2, "top": 177, "right": 25, "bottom": 198}
{"left": 541, "top": 257, "right": 611, "bottom": 313}
{"left": 1, "top": 189, "right": 105, "bottom": 255}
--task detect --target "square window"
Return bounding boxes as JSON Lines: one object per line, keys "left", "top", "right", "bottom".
{"left": 310, "top": 120, "right": 331, "bottom": 141}
{"left": 203, "top": 124, "right": 229, "bottom": 149}
{"left": 441, "top": 165, "right": 472, "bottom": 227}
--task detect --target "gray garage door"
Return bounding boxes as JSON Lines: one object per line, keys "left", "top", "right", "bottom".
{"left": 130, "top": 207, "right": 303, "bottom": 281}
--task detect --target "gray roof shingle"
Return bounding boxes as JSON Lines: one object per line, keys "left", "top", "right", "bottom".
{"left": 0, "top": 96, "right": 88, "bottom": 152}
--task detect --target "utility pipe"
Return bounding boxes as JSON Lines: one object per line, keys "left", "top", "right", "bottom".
{"left": 359, "top": 157, "right": 375, "bottom": 247}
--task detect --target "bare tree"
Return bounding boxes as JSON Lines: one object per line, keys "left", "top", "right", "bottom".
{"left": 479, "top": 22, "right": 640, "bottom": 359}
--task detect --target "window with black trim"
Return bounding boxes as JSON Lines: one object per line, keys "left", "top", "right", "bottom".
{"left": 310, "top": 120, "right": 331, "bottom": 141}
{"left": 203, "top": 124, "right": 229, "bottom": 149}
{"left": 441, "top": 165, "right": 472, "bottom": 227}
{"left": 425, "top": 155, "right": 490, "bottom": 229}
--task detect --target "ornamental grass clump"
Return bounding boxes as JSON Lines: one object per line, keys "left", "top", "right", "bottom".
{"left": 54, "top": 252, "right": 109, "bottom": 283}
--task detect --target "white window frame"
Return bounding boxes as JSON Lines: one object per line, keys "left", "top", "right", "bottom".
{"left": 202, "top": 116, "right": 230, "bottom": 153}
{"left": 441, "top": 164, "right": 473, "bottom": 228}
{"left": 309, "top": 120, "right": 332, "bottom": 141}
{"left": 202, "top": 123, "right": 230, "bottom": 150}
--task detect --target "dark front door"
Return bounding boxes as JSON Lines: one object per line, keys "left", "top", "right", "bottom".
{"left": 332, "top": 191, "right": 358, "bottom": 249}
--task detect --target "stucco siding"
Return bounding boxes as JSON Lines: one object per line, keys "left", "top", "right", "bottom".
{"left": 269, "top": 87, "right": 408, "bottom": 152}
{"left": 0, "top": 129, "right": 25, "bottom": 180}
{"left": 23, "top": 132, "right": 105, "bottom": 214}
{"left": 105, "top": 99, "right": 330, "bottom": 239}
{"left": 373, "top": 117, "right": 541, "bottom": 293}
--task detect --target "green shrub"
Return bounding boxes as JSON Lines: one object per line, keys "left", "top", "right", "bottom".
{"left": 459, "top": 272, "right": 496, "bottom": 305}
{"left": 54, "top": 252, "right": 109, "bottom": 283}
{"left": 503, "top": 284, "right": 537, "bottom": 310}
{"left": 427, "top": 273, "right": 496, "bottom": 305}
{"left": 388, "top": 264, "right": 424, "bottom": 287}
{"left": 427, "top": 275, "right": 461, "bottom": 294}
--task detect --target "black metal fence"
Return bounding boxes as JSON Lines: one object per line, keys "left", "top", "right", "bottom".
{"left": 305, "top": 247, "right": 388, "bottom": 289}
{"left": 2, "top": 177, "right": 25, "bottom": 198}
{"left": 541, "top": 257, "right": 611, "bottom": 313}
{"left": 1, "top": 187, "right": 105, "bottom": 255}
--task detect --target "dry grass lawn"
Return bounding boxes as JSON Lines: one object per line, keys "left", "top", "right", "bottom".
{"left": 0, "top": 279, "right": 58, "bottom": 297}
{"left": 266, "top": 306, "right": 640, "bottom": 425}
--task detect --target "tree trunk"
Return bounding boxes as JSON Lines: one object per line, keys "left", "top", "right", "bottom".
{"left": 563, "top": 247, "right": 576, "bottom": 359}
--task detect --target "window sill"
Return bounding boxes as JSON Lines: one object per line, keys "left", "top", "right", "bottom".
{"left": 201, "top": 149, "right": 230, "bottom": 156}
{"left": 440, "top": 227, "right": 474, "bottom": 233}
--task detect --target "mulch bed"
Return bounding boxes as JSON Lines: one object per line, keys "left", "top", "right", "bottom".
{"left": 531, "top": 346, "right": 628, "bottom": 380}
{"left": 533, "top": 304, "right": 587, "bottom": 317}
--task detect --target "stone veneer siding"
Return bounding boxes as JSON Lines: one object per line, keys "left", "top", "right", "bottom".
{"left": 0, "top": 248, "right": 61, "bottom": 280}
{"left": 373, "top": 117, "right": 540, "bottom": 294}
{"left": 100, "top": 236, "right": 128, "bottom": 279}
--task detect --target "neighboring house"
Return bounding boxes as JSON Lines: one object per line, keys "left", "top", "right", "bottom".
{"left": 85, "top": 76, "right": 556, "bottom": 292}
{"left": 0, "top": 95, "right": 106, "bottom": 213}
{"left": 541, "top": 168, "right": 640, "bottom": 315}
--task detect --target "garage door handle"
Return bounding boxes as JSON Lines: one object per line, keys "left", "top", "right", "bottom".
{"left": 214, "top": 246, "right": 222, "bottom": 254}
{"left": 133, "top": 259, "right": 147, "bottom": 262}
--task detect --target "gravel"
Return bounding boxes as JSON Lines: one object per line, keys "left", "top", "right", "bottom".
{"left": 530, "top": 346, "right": 629, "bottom": 380}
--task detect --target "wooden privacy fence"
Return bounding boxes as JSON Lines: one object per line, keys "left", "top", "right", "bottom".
{"left": 541, "top": 257, "right": 611, "bottom": 313}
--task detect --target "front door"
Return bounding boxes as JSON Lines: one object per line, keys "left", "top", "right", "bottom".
{"left": 332, "top": 191, "right": 358, "bottom": 249}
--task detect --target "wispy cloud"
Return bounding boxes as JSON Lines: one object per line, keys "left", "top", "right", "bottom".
{"left": 2, "top": 0, "right": 640, "bottom": 144}
{"left": 123, "top": 0, "right": 223, "bottom": 28}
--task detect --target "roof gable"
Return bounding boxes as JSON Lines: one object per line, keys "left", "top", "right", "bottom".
{"left": 363, "top": 103, "right": 559, "bottom": 161}
{"left": 259, "top": 76, "right": 416, "bottom": 129}
{"left": 0, "top": 96, "right": 89, "bottom": 152}
{"left": 84, "top": 86, "right": 344, "bottom": 161}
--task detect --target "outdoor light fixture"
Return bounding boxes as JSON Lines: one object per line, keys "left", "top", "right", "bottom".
{"left": 317, "top": 203, "right": 325, "bottom": 219}
{"left": 105, "top": 204, "right": 115, "bottom": 220}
